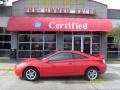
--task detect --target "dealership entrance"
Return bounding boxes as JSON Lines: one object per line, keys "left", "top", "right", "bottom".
{"left": 73, "top": 35, "right": 92, "bottom": 54}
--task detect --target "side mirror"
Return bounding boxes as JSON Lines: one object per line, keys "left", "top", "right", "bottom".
{"left": 47, "top": 60, "right": 50, "bottom": 63}
{"left": 47, "top": 59, "right": 55, "bottom": 63}
{"left": 45, "top": 59, "right": 52, "bottom": 63}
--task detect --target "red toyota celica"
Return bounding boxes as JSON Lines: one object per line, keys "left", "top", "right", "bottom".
{"left": 14, "top": 51, "right": 107, "bottom": 81}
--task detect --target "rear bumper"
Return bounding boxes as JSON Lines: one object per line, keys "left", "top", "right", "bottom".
{"left": 99, "top": 64, "right": 107, "bottom": 74}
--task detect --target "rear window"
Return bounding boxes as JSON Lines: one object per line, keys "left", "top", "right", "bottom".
{"left": 72, "top": 53, "right": 87, "bottom": 59}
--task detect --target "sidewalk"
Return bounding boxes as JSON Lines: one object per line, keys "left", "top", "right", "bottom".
{"left": 0, "top": 63, "right": 15, "bottom": 71}
{"left": 0, "top": 59, "right": 16, "bottom": 71}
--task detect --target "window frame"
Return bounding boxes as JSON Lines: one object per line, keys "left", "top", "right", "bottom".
{"left": 49, "top": 52, "right": 88, "bottom": 62}
{"left": 72, "top": 53, "right": 88, "bottom": 59}
{"left": 49, "top": 52, "right": 73, "bottom": 61}
{"left": 17, "top": 32, "right": 57, "bottom": 59}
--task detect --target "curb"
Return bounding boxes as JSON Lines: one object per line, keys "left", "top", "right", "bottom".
{"left": 0, "top": 67, "right": 14, "bottom": 71}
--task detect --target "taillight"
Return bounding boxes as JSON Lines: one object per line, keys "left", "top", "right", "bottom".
{"left": 102, "top": 59, "right": 106, "bottom": 64}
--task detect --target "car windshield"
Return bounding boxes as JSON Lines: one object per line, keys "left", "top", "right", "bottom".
{"left": 39, "top": 51, "right": 55, "bottom": 60}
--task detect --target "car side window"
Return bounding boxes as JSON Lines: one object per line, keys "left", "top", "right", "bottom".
{"left": 49, "top": 52, "right": 73, "bottom": 61}
{"left": 72, "top": 53, "right": 87, "bottom": 59}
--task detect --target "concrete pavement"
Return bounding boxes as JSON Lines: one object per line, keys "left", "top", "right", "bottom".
{"left": 0, "top": 61, "right": 120, "bottom": 90}
{"left": 0, "top": 65, "right": 120, "bottom": 90}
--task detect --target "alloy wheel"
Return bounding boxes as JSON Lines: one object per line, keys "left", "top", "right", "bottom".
{"left": 23, "top": 67, "right": 39, "bottom": 81}
{"left": 86, "top": 68, "right": 99, "bottom": 80}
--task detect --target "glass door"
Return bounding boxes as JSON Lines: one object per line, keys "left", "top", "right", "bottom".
{"left": 74, "top": 37, "right": 81, "bottom": 51}
{"left": 83, "top": 37, "right": 91, "bottom": 54}
{"left": 73, "top": 36, "right": 92, "bottom": 54}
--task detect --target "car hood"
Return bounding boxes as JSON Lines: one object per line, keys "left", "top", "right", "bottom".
{"left": 16, "top": 58, "right": 44, "bottom": 67}
{"left": 17, "top": 58, "right": 41, "bottom": 64}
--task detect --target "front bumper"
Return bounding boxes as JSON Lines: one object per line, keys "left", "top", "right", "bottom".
{"left": 14, "top": 65, "right": 24, "bottom": 77}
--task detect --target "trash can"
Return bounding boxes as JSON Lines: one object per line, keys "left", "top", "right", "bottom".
{"left": 10, "top": 49, "right": 16, "bottom": 59}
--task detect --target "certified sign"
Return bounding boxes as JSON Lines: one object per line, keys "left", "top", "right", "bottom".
{"left": 34, "top": 21, "right": 42, "bottom": 28}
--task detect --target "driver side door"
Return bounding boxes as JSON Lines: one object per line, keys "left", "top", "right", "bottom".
{"left": 42, "top": 52, "right": 75, "bottom": 77}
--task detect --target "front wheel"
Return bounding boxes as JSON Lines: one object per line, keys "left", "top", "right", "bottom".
{"left": 23, "top": 67, "right": 39, "bottom": 81}
{"left": 85, "top": 68, "right": 99, "bottom": 81}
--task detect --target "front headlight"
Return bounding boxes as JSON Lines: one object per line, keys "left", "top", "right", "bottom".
{"left": 16, "top": 63, "right": 26, "bottom": 68}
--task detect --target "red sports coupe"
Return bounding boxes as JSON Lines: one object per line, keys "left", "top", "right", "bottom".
{"left": 14, "top": 51, "right": 107, "bottom": 81}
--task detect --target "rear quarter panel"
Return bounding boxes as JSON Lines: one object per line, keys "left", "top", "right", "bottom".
{"left": 82, "top": 58, "right": 107, "bottom": 74}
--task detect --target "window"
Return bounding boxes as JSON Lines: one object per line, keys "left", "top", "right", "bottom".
{"left": 0, "top": 43, "right": 11, "bottom": 49}
{"left": 72, "top": 53, "right": 87, "bottom": 59}
{"left": 44, "top": 33, "right": 56, "bottom": 42}
{"left": 18, "top": 32, "right": 56, "bottom": 58}
{"left": 0, "top": 27, "right": 10, "bottom": 34}
{"left": 31, "top": 51, "right": 43, "bottom": 58}
{"left": 19, "top": 35, "right": 30, "bottom": 42}
{"left": 31, "top": 34, "right": 43, "bottom": 42}
{"left": 0, "top": 27, "right": 3, "bottom": 33}
{"left": 0, "top": 27, "right": 11, "bottom": 57}
{"left": 44, "top": 43, "right": 56, "bottom": 50}
{"left": 64, "top": 32, "right": 72, "bottom": 50}
{"left": 92, "top": 44, "right": 100, "bottom": 51}
{"left": 64, "top": 43, "right": 72, "bottom": 50}
{"left": 0, "top": 35, "right": 11, "bottom": 41}
{"left": 3, "top": 43, "right": 11, "bottom": 49}
{"left": 107, "top": 36, "right": 119, "bottom": 58}
{"left": 74, "top": 37, "right": 81, "bottom": 51}
{"left": 32, "top": 43, "right": 43, "bottom": 50}
{"left": 18, "top": 51, "right": 30, "bottom": 58}
{"left": 107, "top": 44, "right": 118, "bottom": 51}
{"left": 92, "top": 35, "right": 101, "bottom": 55}
{"left": 108, "top": 37, "right": 114, "bottom": 43}
{"left": 0, "top": 51, "right": 10, "bottom": 57}
{"left": 50, "top": 52, "right": 72, "bottom": 61}
{"left": 44, "top": 51, "right": 54, "bottom": 56}
{"left": 19, "top": 43, "right": 30, "bottom": 50}
{"left": 64, "top": 34, "right": 72, "bottom": 42}
{"left": 92, "top": 36, "right": 100, "bottom": 43}
{"left": 107, "top": 52, "right": 118, "bottom": 58}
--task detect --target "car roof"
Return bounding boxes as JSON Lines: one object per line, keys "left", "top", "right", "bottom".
{"left": 56, "top": 50, "right": 83, "bottom": 53}
{"left": 57, "top": 50, "right": 100, "bottom": 59}
{"left": 56, "top": 50, "right": 79, "bottom": 53}
{"left": 55, "top": 50, "right": 92, "bottom": 56}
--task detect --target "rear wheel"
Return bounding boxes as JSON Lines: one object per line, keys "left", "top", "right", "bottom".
{"left": 85, "top": 68, "right": 99, "bottom": 81}
{"left": 23, "top": 67, "right": 39, "bottom": 81}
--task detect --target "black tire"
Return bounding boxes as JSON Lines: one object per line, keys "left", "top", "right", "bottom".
{"left": 85, "top": 68, "right": 99, "bottom": 81}
{"left": 23, "top": 67, "right": 39, "bottom": 81}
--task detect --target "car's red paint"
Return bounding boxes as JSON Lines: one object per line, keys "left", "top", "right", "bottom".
{"left": 14, "top": 51, "right": 107, "bottom": 78}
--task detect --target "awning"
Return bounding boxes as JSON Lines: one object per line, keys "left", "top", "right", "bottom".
{"left": 7, "top": 17, "right": 112, "bottom": 32}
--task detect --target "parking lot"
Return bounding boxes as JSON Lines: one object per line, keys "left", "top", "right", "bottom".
{"left": 0, "top": 64, "right": 120, "bottom": 90}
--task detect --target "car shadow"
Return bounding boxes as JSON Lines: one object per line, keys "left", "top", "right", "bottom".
{"left": 90, "top": 73, "right": 120, "bottom": 83}
{"left": 32, "top": 76, "right": 88, "bottom": 84}
{"left": 103, "top": 73, "right": 120, "bottom": 81}
{"left": 19, "top": 73, "right": 120, "bottom": 84}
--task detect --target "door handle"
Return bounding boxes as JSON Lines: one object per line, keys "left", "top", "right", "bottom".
{"left": 69, "top": 62, "right": 72, "bottom": 64}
